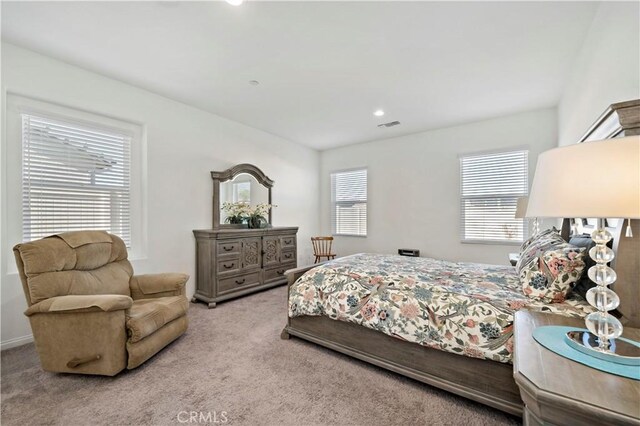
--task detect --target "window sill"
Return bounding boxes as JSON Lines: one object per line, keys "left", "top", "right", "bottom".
{"left": 333, "top": 234, "right": 367, "bottom": 238}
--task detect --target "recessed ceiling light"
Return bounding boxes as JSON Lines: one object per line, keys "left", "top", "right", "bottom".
{"left": 249, "top": 80, "right": 260, "bottom": 86}
{"left": 226, "top": 0, "right": 244, "bottom": 5}
{"left": 373, "top": 110, "right": 385, "bottom": 117}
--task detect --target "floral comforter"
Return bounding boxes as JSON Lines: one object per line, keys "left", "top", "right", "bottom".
{"left": 288, "top": 253, "right": 594, "bottom": 363}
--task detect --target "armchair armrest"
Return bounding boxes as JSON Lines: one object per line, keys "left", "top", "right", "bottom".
{"left": 129, "top": 273, "right": 189, "bottom": 300}
{"left": 25, "top": 294, "right": 133, "bottom": 316}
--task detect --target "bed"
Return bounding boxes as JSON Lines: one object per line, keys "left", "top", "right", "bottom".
{"left": 287, "top": 253, "right": 593, "bottom": 363}
{"left": 282, "top": 255, "right": 529, "bottom": 414}
{"left": 281, "top": 219, "right": 638, "bottom": 416}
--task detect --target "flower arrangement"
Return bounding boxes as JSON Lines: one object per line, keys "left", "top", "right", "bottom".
{"left": 221, "top": 201, "right": 250, "bottom": 224}
{"left": 246, "top": 203, "right": 276, "bottom": 228}
{"left": 221, "top": 202, "right": 276, "bottom": 228}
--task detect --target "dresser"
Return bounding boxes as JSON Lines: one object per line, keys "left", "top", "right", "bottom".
{"left": 192, "top": 227, "right": 298, "bottom": 308}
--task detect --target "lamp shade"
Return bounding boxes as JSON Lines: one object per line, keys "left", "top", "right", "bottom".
{"left": 527, "top": 136, "right": 640, "bottom": 218}
{"left": 514, "top": 196, "right": 529, "bottom": 219}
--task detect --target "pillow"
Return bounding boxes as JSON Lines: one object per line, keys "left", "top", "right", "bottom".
{"left": 515, "top": 228, "right": 564, "bottom": 274}
{"left": 520, "top": 242, "right": 586, "bottom": 303}
{"left": 519, "top": 227, "right": 559, "bottom": 252}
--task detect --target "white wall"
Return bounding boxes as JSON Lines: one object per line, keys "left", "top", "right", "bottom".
{"left": 320, "top": 108, "right": 558, "bottom": 265}
{"left": 1, "top": 43, "right": 320, "bottom": 348}
{"left": 558, "top": 1, "right": 640, "bottom": 146}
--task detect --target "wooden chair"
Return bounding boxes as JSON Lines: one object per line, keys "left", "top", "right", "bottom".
{"left": 311, "top": 237, "right": 336, "bottom": 263}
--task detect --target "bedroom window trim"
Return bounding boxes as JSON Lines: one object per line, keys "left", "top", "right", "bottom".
{"left": 459, "top": 147, "right": 529, "bottom": 245}
{"left": 4, "top": 93, "right": 147, "bottom": 271}
{"left": 330, "top": 167, "right": 368, "bottom": 237}
{"left": 21, "top": 112, "right": 134, "bottom": 245}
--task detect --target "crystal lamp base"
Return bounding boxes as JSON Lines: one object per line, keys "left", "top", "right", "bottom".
{"left": 565, "top": 331, "right": 640, "bottom": 366}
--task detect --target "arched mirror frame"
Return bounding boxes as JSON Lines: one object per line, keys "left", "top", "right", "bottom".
{"left": 211, "top": 163, "right": 274, "bottom": 229}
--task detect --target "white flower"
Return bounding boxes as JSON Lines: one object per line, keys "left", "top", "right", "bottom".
{"left": 221, "top": 202, "right": 276, "bottom": 219}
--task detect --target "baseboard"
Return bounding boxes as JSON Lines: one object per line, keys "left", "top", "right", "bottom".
{"left": 1, "top": 334, "right": 33, "bottom": 350}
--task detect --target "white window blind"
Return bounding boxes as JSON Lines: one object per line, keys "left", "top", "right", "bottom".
{"left": 460, "top": 149, "right": 528, "bottom": 243}
{"left": 331, "top": 168, "right": 367, "bottom": 236}
{"left": 22, "top": 113, "right": 132, "bottom": 245}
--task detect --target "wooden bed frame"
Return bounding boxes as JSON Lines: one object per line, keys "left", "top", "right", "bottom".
{"left": 281, "top": 218, "right": 639, "bottom": 416}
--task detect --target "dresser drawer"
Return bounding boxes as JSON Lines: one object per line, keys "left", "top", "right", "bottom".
{"left": 218, "top": 272, "right": 261, "bottom": 293}
{"left": 280, "top": 250, "right": 296, "bottom": 263}
{"left": 281, "top": 236, "right": 296, "bottom": 250}
{"left": 264, "top": 262, "right": 296, "bottom": 282}
{"left": 217, "top": 240, "right": 240, "bottom": 256}
{"left": 217, "top": 258, "right": 240, "bottom": 275}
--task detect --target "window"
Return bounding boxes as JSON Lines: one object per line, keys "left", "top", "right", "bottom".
{"left": 21, "top": 113, "right": 132, "bottom": 245}
{"left": 233, "top": 181, "right": 251, "bottom": 203}
{"left": 460, "top": 149, "right": 528, "bottom": 243}
{"left": 331, "top": 168, "right": 367, "bottom": 236}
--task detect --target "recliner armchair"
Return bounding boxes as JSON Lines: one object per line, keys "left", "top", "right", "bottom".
{"left": 13, "top": 230, "right": 189, "bottom": 376}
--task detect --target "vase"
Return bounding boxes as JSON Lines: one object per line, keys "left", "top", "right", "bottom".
{"left": 247, "top": 216, "right": 263, "bottom": 229}
{"left": 227, "top": 216, "right": 244, "bottom": 225}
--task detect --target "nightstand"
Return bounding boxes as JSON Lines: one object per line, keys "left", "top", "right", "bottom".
{"left": 513, "top": 311, "right": 640, "bottom": 426}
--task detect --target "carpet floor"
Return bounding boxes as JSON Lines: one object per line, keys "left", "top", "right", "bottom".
{"left": 1, "top": 286, "right": 519, "bottom": 426}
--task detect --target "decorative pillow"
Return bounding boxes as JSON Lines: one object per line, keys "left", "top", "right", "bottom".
{"left": 515, "top": 228, "right": 564, "bottom": 274}
{"left": 519, "top": 227, "right": 559, "bottom": 252}
{"left": 520, "top": 243, "right": 586, "bottom": 303}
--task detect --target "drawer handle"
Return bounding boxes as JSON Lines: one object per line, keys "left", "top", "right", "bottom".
{"left": 235, "top": 279, "right": 246, "bottom": 285}
{"left": 277, "top": 269, "right": 285, "bottom": 275}
{"left": 223, "top": 246, "right": 234, "bottom": 252}
{"left": 284, "top": 239, "right": 292, "bottom": 244}
{"left": 223, "top": 263, "right": 234, "bottom": 269}
{"left": 284, "top": 253, "right": 292, "bottom": 258}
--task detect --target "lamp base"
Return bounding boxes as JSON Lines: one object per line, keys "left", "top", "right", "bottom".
{"left": 565, "top": 331, "right": 640, "bottom": 366}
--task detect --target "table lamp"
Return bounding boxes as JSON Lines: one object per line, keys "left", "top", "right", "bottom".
{"left": 526, "top": 135, "right": 640, "bottom": 364}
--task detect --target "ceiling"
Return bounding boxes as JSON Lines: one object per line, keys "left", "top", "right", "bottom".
{"left": 1, "top": 1, "right": 599, "bottom": 150}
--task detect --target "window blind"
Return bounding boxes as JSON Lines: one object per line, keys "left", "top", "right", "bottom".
{"left": 331, "top": 168, "right": 367, "bottom": 236}
{"left": 460, "top": 150, "right": 528, "bottom": 243}
{"left": 22, "top": 113, "right": 132, "bottom": 245}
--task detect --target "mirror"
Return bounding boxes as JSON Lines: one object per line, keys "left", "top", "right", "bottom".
{"left": 219, "top": 174, "right": 270, "bottom": 224}
{"left": 211, "top": 164, "right": 274, "bottom": 229}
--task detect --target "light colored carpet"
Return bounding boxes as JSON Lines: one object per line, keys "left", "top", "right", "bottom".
{"left": 1, "top": 286, "right": 519, "bottom": 425}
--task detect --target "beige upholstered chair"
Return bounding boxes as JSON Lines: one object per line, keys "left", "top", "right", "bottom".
{"left": 13, "top": 231, "right": 189, "bottom": 376}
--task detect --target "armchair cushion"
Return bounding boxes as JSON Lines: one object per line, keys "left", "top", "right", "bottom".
{"left": 129, "top": 273, "right": 188, "bottom": 299}
{"left": 126, "top": 296, "right": 188, "bottom": 343}
{"left": 26, "top": 262, "right": 134, "bottom": 305}
{"left": 14, "top": 232, "right": 132, "bottom": 305}
{"left": 25, "top": 294, "right": 133, "bottom": 316}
